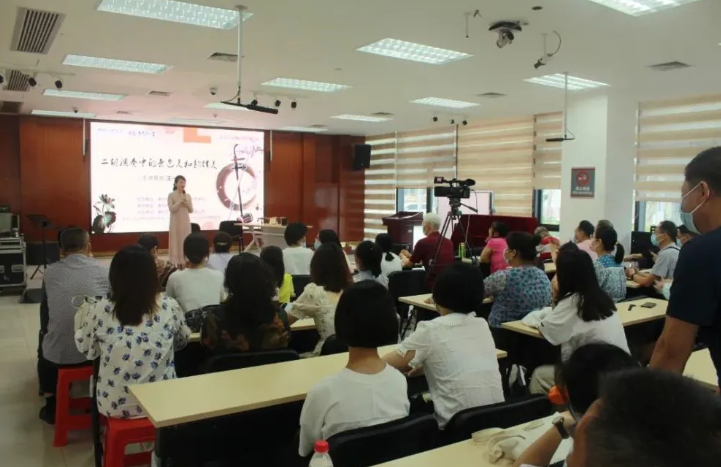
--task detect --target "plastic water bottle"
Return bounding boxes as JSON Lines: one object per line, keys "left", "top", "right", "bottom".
{"left": 309, "top": 440, "right": 333, "bottom": 467}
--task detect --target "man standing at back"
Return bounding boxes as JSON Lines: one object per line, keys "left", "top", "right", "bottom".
{"left": 650, "top": 147, "right": 721, "bottom": 388}
{"left": 38, "top": 228, "right": 109, "bottom": 424}
{"left": 400, "top": 212, "right": 454, "bottom": 290}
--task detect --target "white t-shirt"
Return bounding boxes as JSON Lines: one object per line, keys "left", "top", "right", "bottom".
{"left": 207, "top": 252, "right": 234, "bottom": 274}
{"left": 298, "top": 364, "right": 410, "bottom": 456}
{"left": 380, "top": 252, "right": 403, "bottom": 279}
{"left": 396, "top": 313, "right": 504, "bottom": 428}
{"left": 165, "top": 267, "right": 225, "bottom": 313}
{"left": 539, "top": 294, "right": 630, "bottom": 362}
{"left": 283, "top": 247, "right": 314, "bottom": 275}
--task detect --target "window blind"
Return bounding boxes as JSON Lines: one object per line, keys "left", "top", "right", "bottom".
{"left": 636, "top": 94, "right": 721, "bottom": 202}
{"left": 363, "top": 133, "right": 397, "bottom": 239}
{"left": 457, "top": 116, "right": 535, "bottom": 216}
{"left": 533, "top": 112, "right": 563, "bottom": 190}
{"left": 395, "top": 127, "right": 456, "bottom": 188}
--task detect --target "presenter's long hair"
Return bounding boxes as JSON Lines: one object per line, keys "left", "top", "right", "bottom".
{"left": 173, "top": 175, "right": 186, "bottom": 191}
{"left": 109, "top": 245, "right": 160, "bottom": 326}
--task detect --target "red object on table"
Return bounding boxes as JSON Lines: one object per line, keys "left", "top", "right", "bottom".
{"left": 451, "top": 215, "right": 539, "bottom": 251}
{"left": 382, "top": 212, "right": 424, "bottom": 245}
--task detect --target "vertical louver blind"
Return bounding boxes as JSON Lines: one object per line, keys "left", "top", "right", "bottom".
{"left": 533, "top": 112, "right": 563, "bottom": 190}
{"left": 363, "top": 133, "right": 396, "bottom": 239}
{"left": 457, "top": 116, "right": 535, "bottom": 216}
{"left": 395, "top": 127, "right": 456, "bottom": 188}
{"left": 636, "top": 94, "right": 721, "bottom": 202}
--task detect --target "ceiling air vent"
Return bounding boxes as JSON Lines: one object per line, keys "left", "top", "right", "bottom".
{"left": 372, "top": 112, "right": 394, "bottom": 117}
{"left": 207, "top": 52, "right": 238, "bottom": 62}
{"left": 648, "top": 61, "right": 690, "bottom": 71}
{"left": 5, "top": 70, "right": 31, "bottom": 92}
{"left": 147, "top": 90, "right": 172, "bottom": 97}
{"left": 478, "top": 92, "right": 506, "bottom": 98}
{"left": 0, "top": 101, "right": 24, "bottom": 114}
{"left": 10, "top": 7, "right": 65, "bottom": 54}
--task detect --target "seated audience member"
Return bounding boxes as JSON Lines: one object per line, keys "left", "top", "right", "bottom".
{"left": 283, "top": 222, "right": 314, "bottom": 275}
{"left": 517, "top": 369, "right": 721, "bottom": 467}
{"left": 515, "top": 344, "right": 639, "bottom": 467}
{"left": 288, "top": 243, "right": 352, "bottom": 356}
{"left": 534, "top": 226, "right": 559, "bottom": 262}
{"left": 385, "top": 263, "right": 504, "bottom": 428}
{"left": 655, "top": 224, "right": 699, "bottom": 299}
{"left": 207, "top": 231, "right": 234, "bottom": 273}
{"left": 480, "top": 221, "right": 510, "bottom": 274}
{"left": 137, "top": 233, "right": 176, "bottom": 289}
{"left": 75, "top": 245, "right": 190, "bottom": 418}
{"left": 299, "top": 281, "right": 408, "bottom": 456}
{"left": 485, "top": 232, "right": 552, "bottom": 328}
{"left": 316, "top": 228, "right": 354, "bottom": 272}
{"left": 626, "top": 220, "right": 679, "bottom": 287}
{"left": 38, "top": 228, "right": 109, "bottom": 424}
{"left": 354, "top": 241, "right": 387, "bottom": 287}
{"left": 574, "top": 220, "right": 598, "bottom": 261}
{"left": 529, "top": 249, "right": 629, "bottom": 394}
{"left": 260, "top": 246, "right": 294, "bottom": 305}
{"left": 201, "top": 254, "right": 289, "bottom": 353}
{"left": 591, "top": 227, "right": 627, "bottom": 302}
{"left": 676, "top": 223, "right": 698, "bottom": 246}
{"left": 595, "top": 219, "right": 613, "bottom": 237}
{"left": 375, "top": 233, "right": 403, "bottom": 278}
{"left": 165, "top": 233, "right": 225, "bottom": 312}
{"left": 399, "top": 212, "right": 454, "bottom": 289}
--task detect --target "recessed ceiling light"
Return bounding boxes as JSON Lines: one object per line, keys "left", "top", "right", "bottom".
{"left": 261, "top": 78, "right": 350, "bottom": 93}
{"left": 167, "top": 117, "right": 224, "bottom": 126}
{"left": 97, "top": 0, "right": 252, "bottom": 29}
{"left": 63, "top": 54, "right": 171, "bottom": 74}
{"left": 357, "top": 38, "right": 472, "bottom": 65}
{"left": 524, "top": 73, "right": 609, "bottom": 90}
{"left": 280, "top": 126, "right": 328, "bottom": 133}
{"left": 43, "top": 89, "right": 126, "bottom": 101}
{"left": 32, "top": 110, "right": 96, "bottom": 118}
{"left": 204, "top": 102, "right": 249, "bottom": 111}
{"left": 411, "top": 97, "right": 480, "bottom": 109}
{"left": 582, "top": 0, "right": 701, "bottom": 16}
{"left": 331, "top": 114, "right": 392, "bottom": 122}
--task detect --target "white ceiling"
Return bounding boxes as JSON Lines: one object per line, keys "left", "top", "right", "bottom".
{"left": 1, "top": 0, "right": 720, "bottom": 135}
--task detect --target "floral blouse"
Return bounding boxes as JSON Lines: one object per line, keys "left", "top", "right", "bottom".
{"left": 201, "top": 304, "right": 290, "bottom": 353}
{"left": 74, "top": 294, "right": 190, "bottom": 418}
{"left": 594, "top": 254, "right": 627, "bottom": 303}
{"left": 288, "top": 283, "right": 342, "bottom": 356}
{"left": 484, "top": 266, "right": 552, "bottom": 327}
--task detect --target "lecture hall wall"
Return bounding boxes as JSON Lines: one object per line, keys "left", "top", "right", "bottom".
{"left": 0, "top": 115, "right": 365, "bottom": 253}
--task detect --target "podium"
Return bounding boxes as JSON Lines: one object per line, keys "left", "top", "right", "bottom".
{"left": 382, "top": 212, "right": 424, "bottom": 244}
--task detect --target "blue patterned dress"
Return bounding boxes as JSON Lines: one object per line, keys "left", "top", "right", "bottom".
{"left": 594, "top": 254, "right": 627, "bottom": 303}
{"left": 75, "top": 294, "right": 190, "bottom": 418}
{"left": 485, "top": 266, "right": 552, "bottom": 327}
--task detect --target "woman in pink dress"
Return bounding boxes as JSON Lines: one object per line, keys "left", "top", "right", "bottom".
{"left": 168, "top": 175, "right": 193, "bottom": 266}
{"left": 480, "top": 221, "right": 510, "bottom": 274}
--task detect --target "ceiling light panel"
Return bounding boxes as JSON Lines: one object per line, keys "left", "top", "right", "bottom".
{"left": 261, "top": 78, "right": 350, "bottom": 93}
{"left": 32, "top": 110, "right": 96, "bottom": 118}
{"left": 583, "top": 0, "right": 702, "bottom": 17}
{"left": 332, "top": 115, "right": 392, "bottom": 122}
{"left": 63, "top": 54, "right": 171, "bottom": 74}
{"left": 357, "top": 38, "right": 472, "bottom": 65}
{"left": 167, "top": 118, "right": 224, "bottom": 126}
{"left": 43, "top": 89, "right": 126, "bottom": 101}
{"left": 281, "top": 127, "right": 328, "bottom": 133}
{"left": 204, "top": 102, "right": 249, "bottom": 111}
{"left": 524, "top": 74, "right": 609, "bottom": 90}
{"left": 411, "top": 97, "right": 480, "bottom": 109}
{"left": 97, "top": 0, "right": 252, "bottom": 29}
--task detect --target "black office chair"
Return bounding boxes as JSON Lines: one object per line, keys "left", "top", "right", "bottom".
{"left": 441, "top": 395, "right": 553, "bottom": 445}
{"left": 388, "top": 270, "right": 426, "bottom": 336}
{"left": 219, "top": 220, "right": 243, "bottom": 249}
{"left": 320, "top": 334, "right": 348, "bottom": 356}
{"left": 292, "top": 275, "right": 312, "bottom": 299}
{"left": 204, "top": 349, "right": 299, "bottom": 373}
{"left": 327, "top": 414, "right": 437, "bottom": 467}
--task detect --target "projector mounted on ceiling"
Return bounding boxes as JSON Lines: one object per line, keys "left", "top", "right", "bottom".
{"left": 217, "top": 5, "right": 278, "bottom": 115}
{"left": 546, "top": 72, "right": 575, "bottom": 143}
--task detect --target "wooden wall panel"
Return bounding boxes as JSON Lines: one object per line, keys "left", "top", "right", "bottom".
{"left": 0, "top": 116, "right": 21, "bottom": 212}
{"left": 338, "top": 136, "right": 366, "bottom": 241}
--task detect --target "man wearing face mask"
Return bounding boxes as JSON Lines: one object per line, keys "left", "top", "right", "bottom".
{"left": 650, "top": 147, "right": 721, "bottom": 389}
{"left": 626, "top": 220, "right": 679, "bottom": 287}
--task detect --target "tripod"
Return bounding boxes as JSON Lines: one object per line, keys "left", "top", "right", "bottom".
{"left": 427, "top": 198, "right": 479, "bottom": 281}
{"left": 26, "top": 214, "right": 55, "bottom": 279}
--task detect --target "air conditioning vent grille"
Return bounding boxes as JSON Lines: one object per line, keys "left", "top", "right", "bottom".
{"left": 11, "top": 8, "right": 65, "bottom": 54}
{"left": 147, "top": 91, "right": 172, "bottom": 97}
{"left": 6, "top": 70, "right": 31, "bottom": 92}
{"left": 0, "top": 101, "right": 23, "bottom": 114}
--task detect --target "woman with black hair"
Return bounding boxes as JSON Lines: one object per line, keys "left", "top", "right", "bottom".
{"left": 484, "top": 232, "right": 552, "bottom": 328}
{"left": 354, "top": 241, "right": 387, "bottom": 288}
{"left": 315, "top": 228, "right": 354, "bottom": 272}
{"left": 592, "top": 227, "right": 627, "bottom": 303}
{"left": 375, "top": 233, "right": 402, "bottom": 278}
{"left": 260, "top": 246, "right": 294, "bottom": 305}
{"left": 480, "top": 221, "right": 510, "bottom": 273}
{"left": 201, "top": 253, "right": 289, "bottom": 353}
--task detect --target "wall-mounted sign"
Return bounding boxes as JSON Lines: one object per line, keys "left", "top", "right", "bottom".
{"left": 571, "top": 167, "right": 595, "bottom": 198}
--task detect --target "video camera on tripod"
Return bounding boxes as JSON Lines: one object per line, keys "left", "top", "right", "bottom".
{"left": 433, "top": 177, "right": 475, "bottom": 200}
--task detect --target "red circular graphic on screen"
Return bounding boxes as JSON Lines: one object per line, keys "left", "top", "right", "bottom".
{"left": 576, "top": 170, "right": 590, "bottom": 186}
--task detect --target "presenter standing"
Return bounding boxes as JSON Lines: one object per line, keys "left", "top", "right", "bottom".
{"left": 168, "top": 175, "right": 193, "bottom": 266}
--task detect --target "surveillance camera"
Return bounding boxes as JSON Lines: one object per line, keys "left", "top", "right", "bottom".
{"left": 534, "top": 53, "right": 553, "bottom": 69}
{"left": 432, "top": 116, "right": 438, "bottom": 123}
{"left": 489, "top": 21, "right": 522, "bottom": 49}
{"left": 291, "top": 101, "right": 298, "bottom": 109}
{"left": 54, "top": 79, "right": 63, "bottom": 90}
{"left": 72, "top": 107, "right": 79, "bottom": 114}
{"left": 28, "top": 77, "right": 37, "bottom": 87}
{"left": 209, "top": 87, "right": 217, "bottom": 96}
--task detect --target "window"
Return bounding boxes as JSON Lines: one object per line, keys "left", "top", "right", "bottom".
{"left": 637, "top": 201, "right": 681, "bottom": 232}
{"left": 534, "top": 189, "right": 561, "bottom": 230}
{"left": 396, "top": 188, "right": 432, "bottom": 213}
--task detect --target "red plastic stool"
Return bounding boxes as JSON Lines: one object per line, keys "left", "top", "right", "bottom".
{"left": 104, "top": 417, "right": 156, "bottom": 467}
{"left": 54, "top": 365, "right": 94, "bottom": 446}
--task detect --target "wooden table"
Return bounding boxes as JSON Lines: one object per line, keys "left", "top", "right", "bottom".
{"left": 399, "top": 294, "right": 492, "bottom": 311}
{"left": 501, "top": 298, "right": 668, "bottom": 339}
{"left": 235, "top": 223, "right": 313, "bottom": 252}
{"left": 684, "top": 349, "right": 718, "bottom": 390}
{"left": 189, "top": 317, "right": 316, "bottom": 343}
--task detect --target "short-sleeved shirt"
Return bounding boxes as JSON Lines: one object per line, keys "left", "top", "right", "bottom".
{"left": 165, "top": 267, "right": 225, "bottom": 313}
{"left": 287, "top": 283, "right": 342, "bottom": 356}
{"left": 409, "top": 232, "right": 455, "bottom": 288}
{"left": 667, "top": 226, "right": 721, "bottom": 388}
{"left": 485, "top": 237, "right": 508, "bottom": 274}
{"left": 283, "top": 247, "right": 314, "bottom": 276}
{"left": 484, "top": 266, "right": 552, "bottom": 327}
{"left": 576, "top": 239, "right": 598, "bottom": 261}
{"left": 594, "top": 255, "right": 627, "bottom": 303}
{"left": 652, "top": 244, "right": 681, "bottom": 279}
